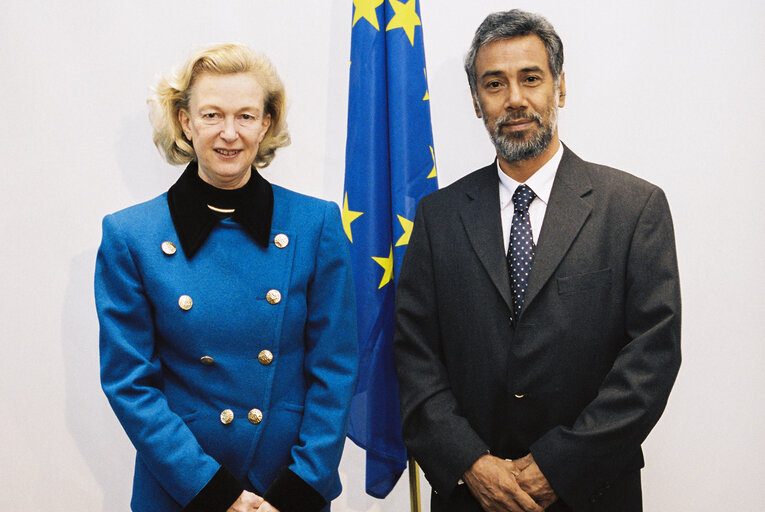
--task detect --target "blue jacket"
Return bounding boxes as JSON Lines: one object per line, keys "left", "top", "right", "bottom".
{"left": 95, "top": 184, "right": 358, "bottom": 511}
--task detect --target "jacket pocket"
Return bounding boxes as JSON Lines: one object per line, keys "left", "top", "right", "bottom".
{"left": 281, "top": 401, "right": 305, "bottom": 413}
{"left": 179, "top": 410, "right": 200, "bottom": 422}
{"left": 556, "top": 267, "right": 612, "bottom": 295}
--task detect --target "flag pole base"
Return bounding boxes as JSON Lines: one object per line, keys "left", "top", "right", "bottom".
{"left": 408, "top": 456, "right": 422, "bottom": 512}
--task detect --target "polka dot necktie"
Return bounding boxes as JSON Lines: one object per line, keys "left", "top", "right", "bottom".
{"left": 508, "top": 184, "right": 536, "bottom": 320}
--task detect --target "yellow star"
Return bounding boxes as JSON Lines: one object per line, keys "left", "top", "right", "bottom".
{"left": 353, "top": 0, "right": 384, "bottom": 30}
{"left": 386, "top": 0, "right": 421, "bottom": 46}
{"left": 342, "top": 192, "right": 364, "bottom": 242}
{"left": 427, "top": 145, "right": 437, "bottom": 179}
{"left": 372, "top": 246, "right": 394, "bottom": 289}
{"left": 395, "top": 215, "right": 414, "bottom": 247}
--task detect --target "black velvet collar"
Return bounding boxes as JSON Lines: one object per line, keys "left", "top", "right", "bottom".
{"left": 167, "top": 162, "right": 274, "bottom": 258}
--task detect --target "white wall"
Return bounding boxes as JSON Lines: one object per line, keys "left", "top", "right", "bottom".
{"left": 1, "top": 1, "right": 763, "bottom": 510}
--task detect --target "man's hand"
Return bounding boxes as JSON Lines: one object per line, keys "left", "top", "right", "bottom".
{"left": 462, "top": 454, "right": 543, "bottom": 512}
{"left": 514, "top": 454, "right": 557, "bottom": 510}
{"left": 227, "top": 491, "right": 264, "bottom": 512}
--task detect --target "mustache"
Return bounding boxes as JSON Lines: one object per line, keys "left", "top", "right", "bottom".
{"left": 494, "top": 111, "right": 543, "bottom": 129}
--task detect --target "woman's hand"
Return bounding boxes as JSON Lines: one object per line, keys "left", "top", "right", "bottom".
{"left": 227, "top": 490, "right": 264, "bottom": 512}
{"left": 256, "top": 501, "right": 281, "bottom": 512}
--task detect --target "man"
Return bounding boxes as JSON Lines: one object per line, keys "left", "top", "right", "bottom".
{"left": 393, "top": 9, "right": 681, "bottom": 512}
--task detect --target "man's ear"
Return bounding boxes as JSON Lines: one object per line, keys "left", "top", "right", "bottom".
{"left": 472, "top": 93, "right": 482, "bottom": 119}
{"left": 557, "top": 71, "right": 566, "bottom": 108}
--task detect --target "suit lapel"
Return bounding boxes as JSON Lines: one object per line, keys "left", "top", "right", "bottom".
{"left": 459, "top": 164, "right": 514, "bottom": 312}
{"left": 523, "top": 147, "right": 593, "bottom": 312}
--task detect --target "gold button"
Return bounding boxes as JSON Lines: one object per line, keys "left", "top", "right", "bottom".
{"left": 514, "top": 394, "right": 525, "bottom": 399}
{"left": 178, "top": 295, "right": 193, "bottom": 311}
{"left": 220, "top": 409, "right": 234, "bottom": 424}
{"left": 274, "top": 233, "right": 289, "bottom": 248}
{"left": 266, "top": 289, "right": 281, "bottom": 305}
{"left": 258, "top": 350, "right": 274, "bottom": 365}
{"left": 200, "top": 356, "right": 215, "bottom": 366}
{"left": 248, "top": 408, "right": 263, "bottom": 424}
{"left": 161, "top": 241, "right": 177, "bottom": 255}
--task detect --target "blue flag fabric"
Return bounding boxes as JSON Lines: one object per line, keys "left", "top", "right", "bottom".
{"left": 343, "top": 0, "right": 439, "bottom": 499}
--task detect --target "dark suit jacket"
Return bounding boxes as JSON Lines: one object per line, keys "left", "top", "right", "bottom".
{"left": 393, "top": 146, "right": 681, "bottom": 511}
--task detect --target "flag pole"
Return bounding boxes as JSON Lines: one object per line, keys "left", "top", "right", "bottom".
{"left": 408, "top": 456, "right": 422, "bottom": 512}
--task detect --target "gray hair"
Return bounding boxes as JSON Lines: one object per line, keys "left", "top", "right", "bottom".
{"left": 464, "top": 9, "right": 564, "bottom": 93}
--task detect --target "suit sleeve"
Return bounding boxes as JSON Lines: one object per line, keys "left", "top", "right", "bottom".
{"left": 530, "top": 187, "right": 682, "bottom": 506}
{"left": 95, "top": 214, "right": 242, "bottom": 510}
{"left": 393, "top": 199, "right": 491, "bottom": 496}
{"left": 264, "top": 201, "right": 359, "bottom": 512}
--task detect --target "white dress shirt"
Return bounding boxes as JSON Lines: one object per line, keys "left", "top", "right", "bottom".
{"left": 498, "top": 143, "right": 563, "bottom": 250}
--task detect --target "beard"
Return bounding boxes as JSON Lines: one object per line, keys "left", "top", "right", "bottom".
{"left": 484, "top": 102, "right": 558, "bottom": 163}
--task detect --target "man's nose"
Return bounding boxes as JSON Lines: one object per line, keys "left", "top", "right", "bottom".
{"left": 504, "top": 83, "right": 527, "bottom": 110}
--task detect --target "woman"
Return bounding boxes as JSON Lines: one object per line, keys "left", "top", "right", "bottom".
{"left": 95, "top": 44, "right": 358, "bottom": 512}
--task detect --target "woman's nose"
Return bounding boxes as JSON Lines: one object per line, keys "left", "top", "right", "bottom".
{"left": 220, "top": 118, "right": 238, "bottom": 141}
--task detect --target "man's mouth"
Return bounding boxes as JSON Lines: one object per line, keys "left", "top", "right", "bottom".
{"left": 500, "top": 119, "right": 536, "bottom": 131}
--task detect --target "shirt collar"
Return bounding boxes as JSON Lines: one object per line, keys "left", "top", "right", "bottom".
{"left": 167, "top": 161, "right": 274, "bottom": 258}
{"left": 498, "top": 142, "right": 564, "bottom": 209}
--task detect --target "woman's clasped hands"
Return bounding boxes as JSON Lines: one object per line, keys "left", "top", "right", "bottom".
{"left": 227, "top": 490, "right": 280, "bottom": 512}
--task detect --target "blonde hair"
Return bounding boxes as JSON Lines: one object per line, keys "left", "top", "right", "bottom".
{"left": 149, "top": 43, "right": 290, "bottom": 169}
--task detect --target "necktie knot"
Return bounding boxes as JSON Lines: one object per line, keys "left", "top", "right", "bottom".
{"left": 512, "top": 184, "right": 536, "bottom": 213}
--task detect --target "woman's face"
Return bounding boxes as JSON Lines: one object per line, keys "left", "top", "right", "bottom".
{"left": 179, "top": 72, "right": 271, "bottom": 189}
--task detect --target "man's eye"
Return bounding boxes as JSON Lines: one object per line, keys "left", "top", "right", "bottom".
{"left": 241, "top": 114, "right": 253, "bottom": 120}
{"left": 202, "top": 113, "right": 218, "bottom": 119}
{"left": 487, "top": 81, "right": 501, "bottom": 88}
{"left": 526, "top": 76, "right": 540, "bottom": 83}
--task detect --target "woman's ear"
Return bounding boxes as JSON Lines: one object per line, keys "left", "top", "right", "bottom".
{"left": 178, "top": 109, "right": 192, "bottom": 140}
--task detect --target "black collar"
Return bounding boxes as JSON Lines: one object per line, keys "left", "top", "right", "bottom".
{"left": 167, "top": 162, "right": 274, "bottom": 258}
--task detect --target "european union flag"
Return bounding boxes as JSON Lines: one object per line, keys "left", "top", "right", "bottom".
{"left": 343, "top": 0, "right": 439, "bottom": 499}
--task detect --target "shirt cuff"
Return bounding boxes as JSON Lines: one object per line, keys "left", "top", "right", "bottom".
{"left": 182, "top": 465, "right": 243, "bottom": 512}
{"left": 263, "top": 467, "right": 327, "bottom": 512}
{"left": 457, "top": 450, "right": 491, "bottom": 485}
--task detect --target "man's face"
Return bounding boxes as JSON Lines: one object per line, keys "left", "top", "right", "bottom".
{"left": 472, "top": 34, "right": 565, "bottom": 163}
